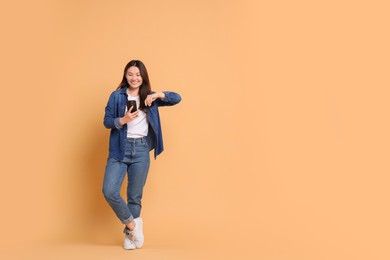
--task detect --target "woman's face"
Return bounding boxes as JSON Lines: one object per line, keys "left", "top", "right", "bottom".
{"left": 126, "top": 66, "right": 143, "bottom": 90}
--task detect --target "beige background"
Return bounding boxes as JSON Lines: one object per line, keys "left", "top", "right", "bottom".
{"left": 1, "top": 0, "right": 389, "bottom": 259}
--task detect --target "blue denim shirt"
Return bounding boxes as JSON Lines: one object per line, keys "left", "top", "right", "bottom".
{"left": 103, "top": 87, "right": 181, "bottom": 160}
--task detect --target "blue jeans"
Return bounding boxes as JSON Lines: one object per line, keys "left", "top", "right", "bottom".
{"left": 103, "top": 137, "right": 150, "bottom": 224}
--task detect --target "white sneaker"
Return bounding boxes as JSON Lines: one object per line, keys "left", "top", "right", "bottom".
{"left": 123, "top": 228, "right": 136, "bottom": 250}
{"left": 133, "top": 217, "right": 144, "bottom": 248}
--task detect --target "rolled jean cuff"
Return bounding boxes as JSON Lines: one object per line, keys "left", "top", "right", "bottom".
{"left": 121, "top": 216, "right": 133, "bottom": 225}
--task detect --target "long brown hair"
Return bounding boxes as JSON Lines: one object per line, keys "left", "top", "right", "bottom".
{"left": 117, "top": 60, "right": 151, "bottom": 111}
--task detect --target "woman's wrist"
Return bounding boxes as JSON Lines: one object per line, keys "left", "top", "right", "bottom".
{"left": 119, "top": 117, "right": 126, "bottom": 126}
{"left": 158, "top": 92, "right": 165, "bottom": 98}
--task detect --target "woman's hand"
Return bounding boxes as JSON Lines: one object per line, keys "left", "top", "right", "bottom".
{"left": 119, "top": 106, "right": 139, "bottom": 125}
{"left": 145, "top": 92, "right": 165, "bottom": 107}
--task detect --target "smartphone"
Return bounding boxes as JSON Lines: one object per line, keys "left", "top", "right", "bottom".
{"left": 127, "top": 100, "right": 137, "bottom": 113}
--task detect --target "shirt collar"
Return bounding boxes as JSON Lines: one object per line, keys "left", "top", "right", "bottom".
{"left": 119, "top": 87, "right": 128, "bottom": 94}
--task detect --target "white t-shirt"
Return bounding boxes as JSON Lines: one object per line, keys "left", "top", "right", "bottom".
{"left": 126, "top": 95, "right": 149, "bottom": 138}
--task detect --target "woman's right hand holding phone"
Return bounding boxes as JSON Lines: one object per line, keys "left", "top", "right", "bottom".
{"left": 119, "top": 106, "right": 139, "bottom": 126}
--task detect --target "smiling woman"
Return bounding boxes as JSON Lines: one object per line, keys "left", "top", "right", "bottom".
{"left": 117, "top": 60, "right": 152, "bottom": 112}
{"left": 2, "top": 0, "right": 390, "bottom": 258}
{"left": 102, "top": 60, "right": 182, "bottom": 250}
